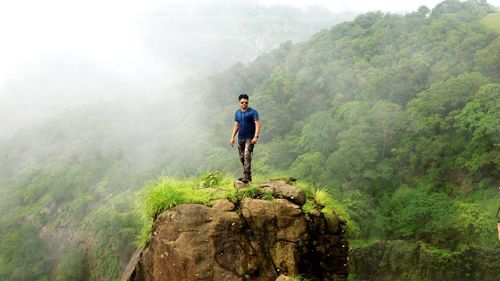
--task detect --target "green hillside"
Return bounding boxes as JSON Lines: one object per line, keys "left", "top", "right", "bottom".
{"left": 189, "top": 0, "right": 500, "bottom": 279}
{"left": 1, "top": 1, "right": 499, "bottom": 280}
{"left": 481, "top": 12, "right": 500, "bottom": 33}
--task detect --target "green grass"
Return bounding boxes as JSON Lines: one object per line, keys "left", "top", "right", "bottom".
{"left": 135, "top": 175, "right": 234, "bottom": 246}
{"left": 134, "top": 175, "right": 354, "bottom": 246}
{"left": 481, "top": 12, "right": 500, "bottom": 33}
{"left": 226, "top": 186, "right": 276, "bottom": 203}
{"left": 196, "top": 171, "right": 224, "bottom": 187}
{"left": 315, "top": 188, "right": 360, "bottom": 236}
{"left": 294, "top": 181, "right": 315, "bottom": 198}
{"left": 301, "top": 201, "right": 315, "bottom": 214}
{"left": 315, "top": 188, "right": 346, "bottom": 219}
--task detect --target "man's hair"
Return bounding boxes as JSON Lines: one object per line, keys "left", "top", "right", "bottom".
{"left": 238, "top": 94, "right": 249, "bottom": 101}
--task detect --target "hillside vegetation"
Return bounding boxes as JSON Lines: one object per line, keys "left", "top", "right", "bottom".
{"left": 198, "top": 0, "right": 499, "bottom": 240}
{"left": 0, "top": 1, "right": 499, "bottom": 280}
{"left": 190, "top": 0, "right": 500, "bottom": 279}
{"left": 481, "top": 12, "right": 500, "bottom": 33}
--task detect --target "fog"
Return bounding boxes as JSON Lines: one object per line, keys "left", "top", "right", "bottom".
{"left": 1, "top": 0, "right": 499, "bottom": 175}
{"left": 5, "top": 0, "right": 495, "bottom": 140}
{"left": 265, "top": 0, "right": 499, "bottom": 12}
{"left": 0, "top": 0, "right": 335, "bottom": 139}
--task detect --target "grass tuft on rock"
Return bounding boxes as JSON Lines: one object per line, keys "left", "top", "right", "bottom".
{"left": 135, "top": 175, "right": 233, "bottom": 246}
{"left": 134, "top": 175, "right": 353, "bottom": 246}
{"left": 314, "top": 187, "right": 359, "bottom": 236}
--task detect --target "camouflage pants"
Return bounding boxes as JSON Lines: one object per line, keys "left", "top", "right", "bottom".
{"left": 238, "top": 139, "right": 254, "bottom": 180}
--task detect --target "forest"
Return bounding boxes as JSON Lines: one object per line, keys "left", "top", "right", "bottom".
{"left": 0, "top": 0, "right": 499, "bottom": 280}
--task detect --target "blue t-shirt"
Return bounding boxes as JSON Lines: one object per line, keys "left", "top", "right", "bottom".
{"left": 234, "top": 108, "right": 259, "bottom": 139}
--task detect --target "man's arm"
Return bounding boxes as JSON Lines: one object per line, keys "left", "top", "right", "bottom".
{"left": 252, "top": 120, "right": 261, "bottom": 144}
{"left": 230, "top": 122, "right": 239, "bottom": 146}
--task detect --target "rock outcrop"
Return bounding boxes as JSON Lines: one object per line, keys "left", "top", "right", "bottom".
{"left": 122, "top": 181, "right": 349, "bottom": 281}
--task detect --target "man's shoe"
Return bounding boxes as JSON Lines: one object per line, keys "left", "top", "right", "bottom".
{"left": 238, "top": 177, "right": 250, "bottom": 184}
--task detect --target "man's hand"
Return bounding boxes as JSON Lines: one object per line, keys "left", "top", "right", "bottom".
{"left": 230, "top": 122, "right": 239, "bottom": 147}
{"left": 251, "top": 137, "right": 258, "bottom": 145}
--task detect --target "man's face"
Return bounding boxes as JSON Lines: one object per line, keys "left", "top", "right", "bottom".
{"left": 239, "top": 98, "right": 249, "bottom": 110}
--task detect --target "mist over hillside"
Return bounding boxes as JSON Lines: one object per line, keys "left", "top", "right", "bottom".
{"left": 0, "top": 2, "right": 354, "bottom": 279}
{"left": 0, "top": 0, "right": 352, "bottom": 140}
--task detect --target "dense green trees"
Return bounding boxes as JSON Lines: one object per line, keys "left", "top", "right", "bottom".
{"left": 193, "top": 2, "right": 499, "bottom": 278}
{"left": 455, "top": 83, "right": 500, "bottom": 175}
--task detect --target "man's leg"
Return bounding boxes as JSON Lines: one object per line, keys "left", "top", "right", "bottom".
{"left": 242, "top": 139, "right": 254, "bottom": 182}
{"left": 238, "top": 139, "right": 245, "bottom": 166}
{"left": 237, "top": 139, "right": 246, "bottom": 181}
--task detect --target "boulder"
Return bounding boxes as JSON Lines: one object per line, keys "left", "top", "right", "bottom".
{"left": 122, "top": 183, "right": 348, "bottom": 281}
{"left": 259, "top": 181, "right": 306, "bottom": 206}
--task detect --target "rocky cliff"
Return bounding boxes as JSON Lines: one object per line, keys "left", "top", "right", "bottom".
{"left": 122, "top": 181, "right": 349, "bottom": 281}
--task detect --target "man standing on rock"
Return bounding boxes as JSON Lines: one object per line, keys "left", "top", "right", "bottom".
{"left": 230, "top": 94, "right": 260, "bottom": 183}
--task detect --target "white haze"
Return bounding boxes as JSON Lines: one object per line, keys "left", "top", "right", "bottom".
{"left": 1, "top": 0, "right": 499, "bottom": 139}
{"left": 264, "top": 0, "right": 500, "bottom": 13}
{"left": 0, "top": 0, "right": 336, "bottom": 139}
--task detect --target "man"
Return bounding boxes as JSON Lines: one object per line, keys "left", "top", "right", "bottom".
{"left": 230, "top": 94, "right": 260, "bottom": 183}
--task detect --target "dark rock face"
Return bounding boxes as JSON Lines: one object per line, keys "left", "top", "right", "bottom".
{"left": 122, "top": 183, "right": 348, "bottom": 281}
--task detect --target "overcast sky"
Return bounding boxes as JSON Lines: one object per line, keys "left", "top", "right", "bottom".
{"left": 1, "top": 0, "right": 499, "bottom": 80}
{"left": 0, "top": 0, "right": 499, "bottom": 138}
{"left": 263, "top": 0, "right": 500, "bottom": 12}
